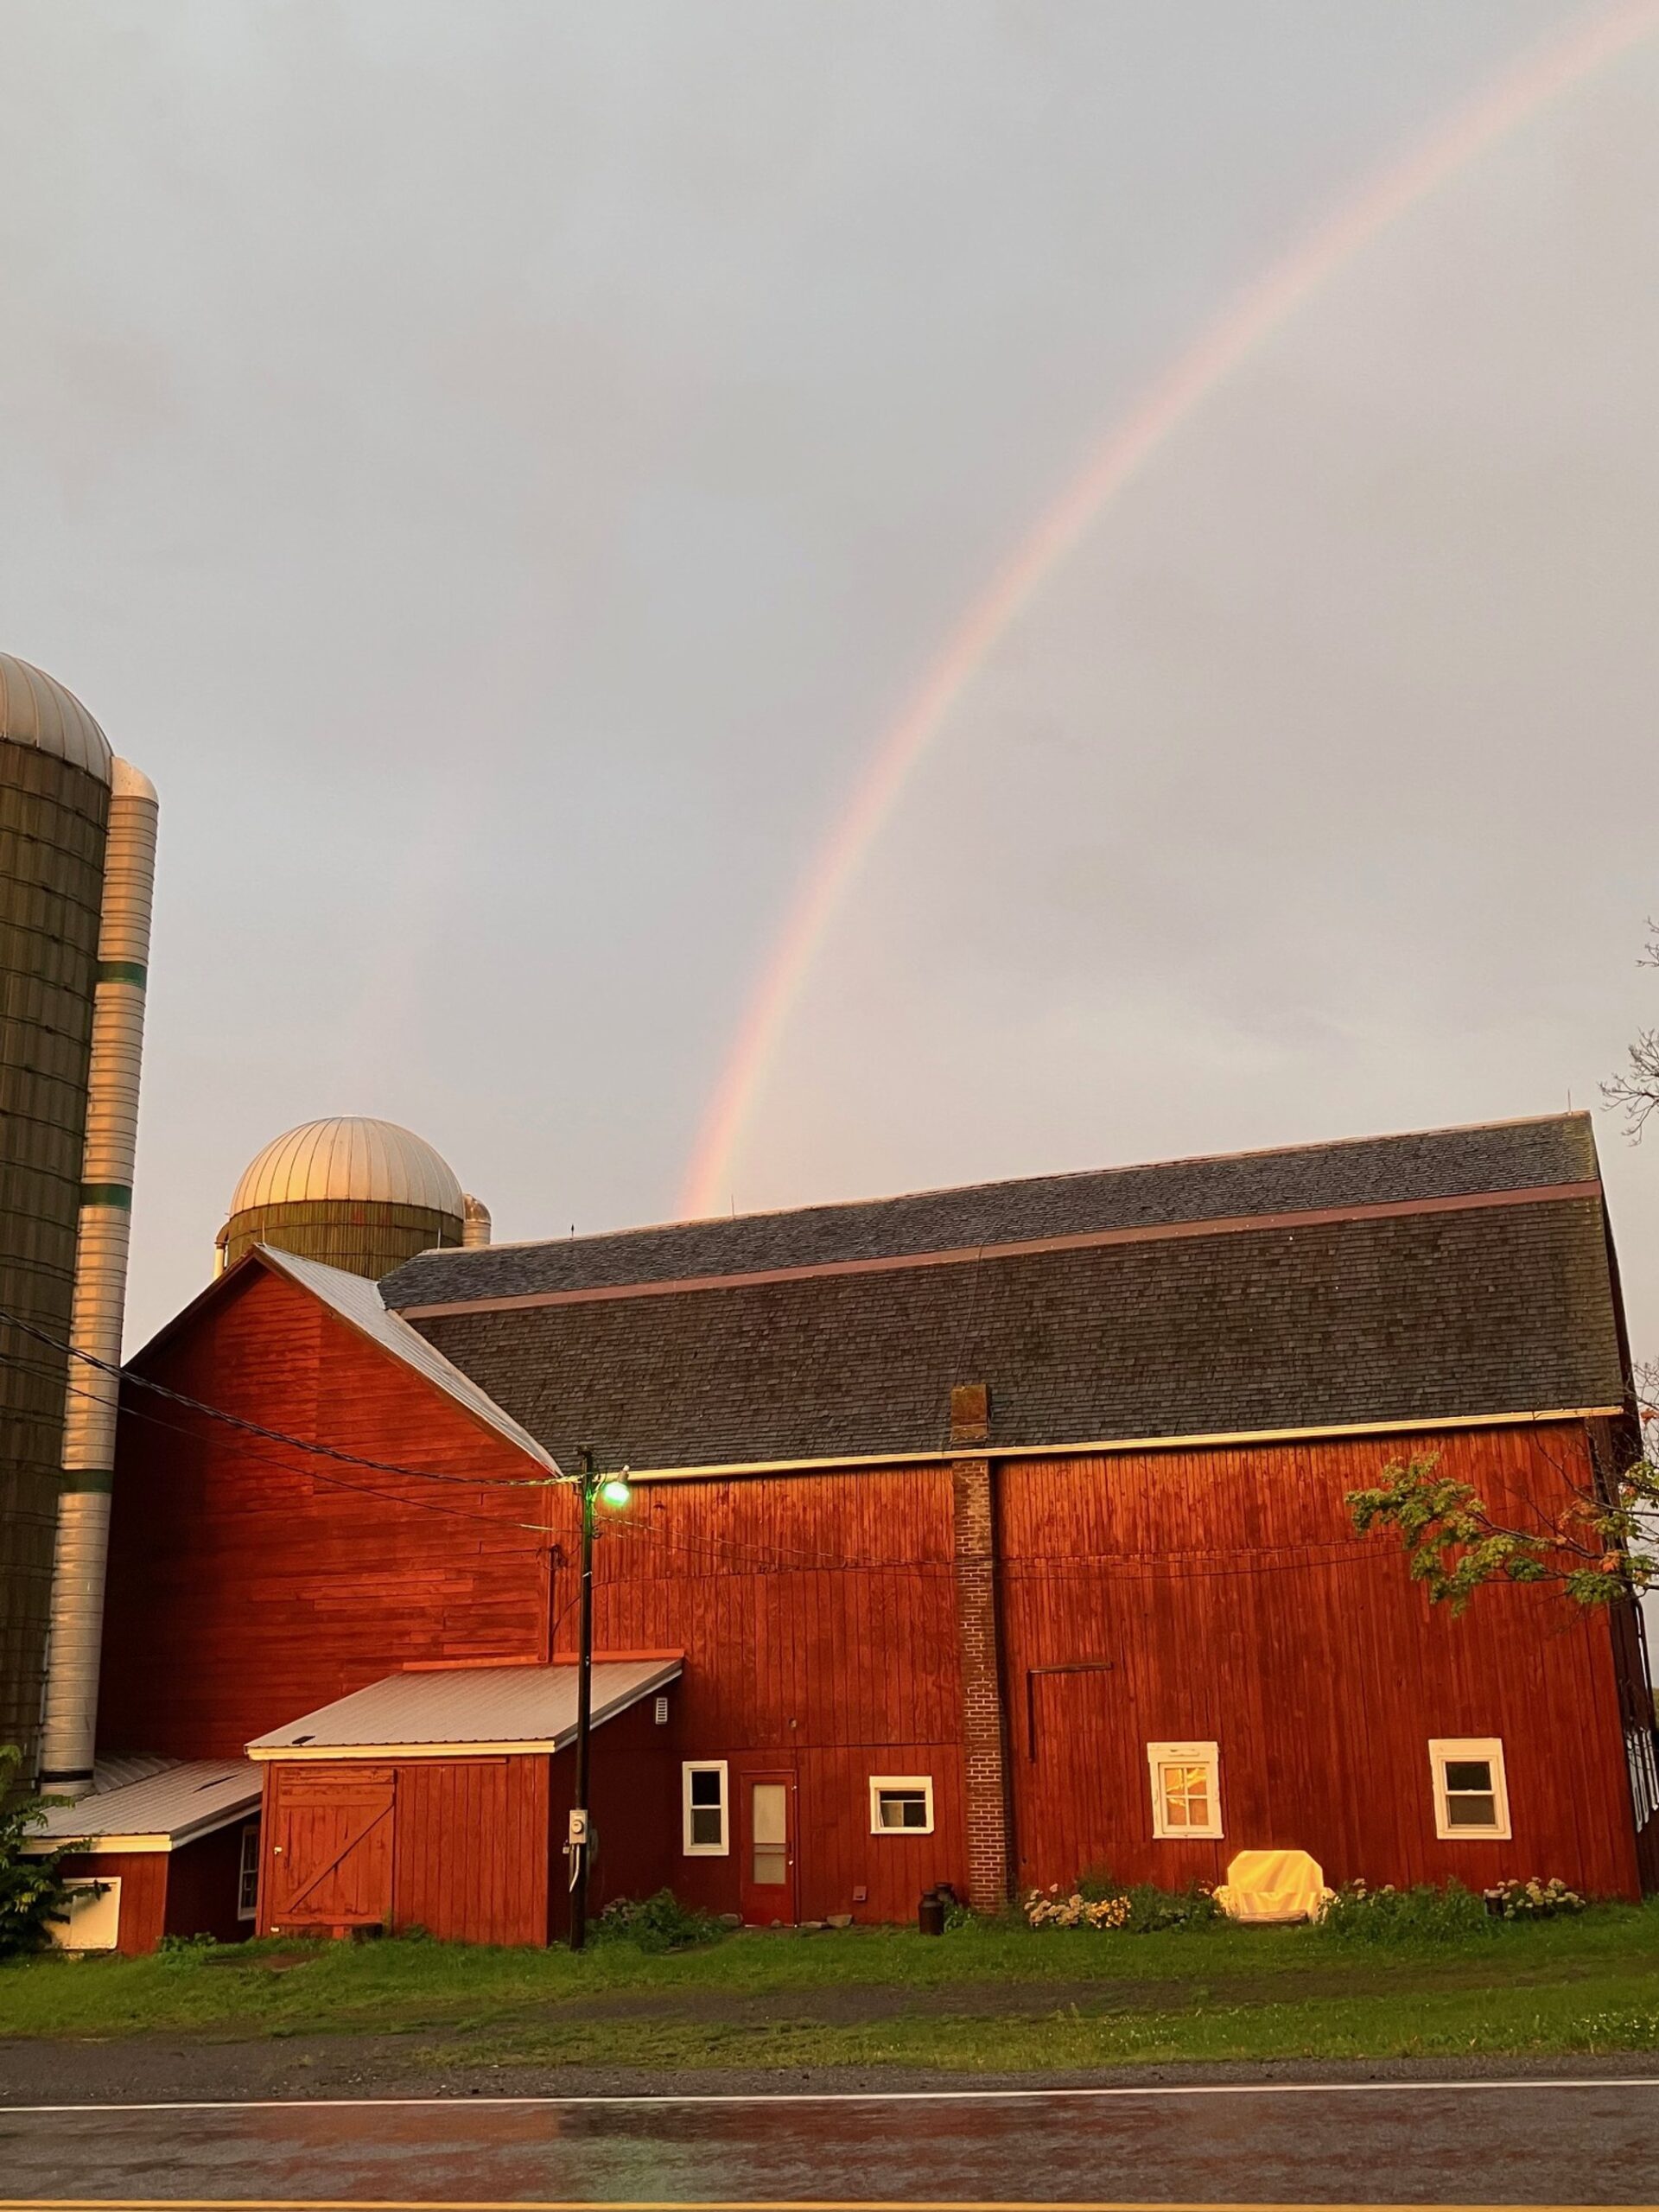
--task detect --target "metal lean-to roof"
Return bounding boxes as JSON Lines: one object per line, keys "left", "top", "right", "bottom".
{"left": 29, "top": 1761, "right": 260, "bottom": 1852}
{"left": 246, "top": 1659, "right": 683, "bottom": 1758}
{"left": 230, "top": 1117, "right": 465, "bottom": 1217}
{"left": 256, "top": 1244, "right": 560, "bottom": 1475}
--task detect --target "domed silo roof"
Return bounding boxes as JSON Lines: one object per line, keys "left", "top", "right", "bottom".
{"left": 232, "top": 1118, "right": 465, "bottom": 1217}
{"left": 222, "top": 1118, "right": 468, "bottom": 1281}
{"left": 0, "top": 653, "right": 113, "bottom": 782}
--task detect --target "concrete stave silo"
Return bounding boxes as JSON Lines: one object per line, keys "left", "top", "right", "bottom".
{"left": 0, "top": 655, "right": 134, "bottom": 1779}
{"left": 40, "top": 760, "right": 158, "bottom": 1791}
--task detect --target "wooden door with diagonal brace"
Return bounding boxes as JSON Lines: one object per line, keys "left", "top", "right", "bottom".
{"left": 264, "top": 1766, "right": 395, "bottom": 1933}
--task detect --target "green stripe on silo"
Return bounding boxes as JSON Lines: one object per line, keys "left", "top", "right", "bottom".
{"left": 79, "top": 1183, "right": 132, "bottom": 1209}
{"left": 95, "top": 959, "right": 147, "bottom": 987}
{"left": 60, "top": 1467, "right": 114, "bottom": 1494}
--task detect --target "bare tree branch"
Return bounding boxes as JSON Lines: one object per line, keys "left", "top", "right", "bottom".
{"left": 1603, "top": 924, "right": 1659, "bottom": 1140}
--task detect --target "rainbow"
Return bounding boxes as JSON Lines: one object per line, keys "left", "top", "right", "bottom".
{"left": 680, "top": 0, "right": 1659, "bottom": 1218}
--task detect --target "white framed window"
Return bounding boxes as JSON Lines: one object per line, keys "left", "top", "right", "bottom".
{"left": 869, "top": 1776, "right": 934, "bottom": 1834}
{"left": 238, "top": 1822, "right": 261, "bottom": 1921}
{"left": 1147, "top": 1741, "right": 1223, "bottom": 1840}
{"left": 682, "top": 1760, "right": 728, "bottom": 1855}
{"left": 1429, "top": 1738, "right": 1510, "bottom": 1839}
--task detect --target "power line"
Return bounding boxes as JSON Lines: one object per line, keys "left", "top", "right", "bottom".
{"left": 0, "top": 1313, "right": 1411, "bottom": 1586}
{"left": 10, "top": 1338, "right": 1405, "bottom": 1592}
{"left": 602, "top": 1501, "right": 1390, "bottom": 1585}
{"left": 0, "top": 1336, "right": 559, "bottom": 1548}
{"left": 0, "top": 1306, "right": 568, "bottom": 1497}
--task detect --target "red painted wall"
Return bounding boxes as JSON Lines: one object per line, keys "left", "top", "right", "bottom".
{"left": 395, "top": 1757, "right": 550, "bottom": 1947}
{"left": 999, "top": 1425, "right": 1643, "bottom": 1899}
{"left": 550, "top": 1697, "right": 677, "bottom": 1937}
{"left": 99, "top": 1261, "right": 1647, "bottom": 1920}
{"left": 165, "top": 1821, "right": 255, "bottom": 1944}
{"left": 50, "top": 1826, "right": 250, "bottom": 1957}
{"left": 100, "top": 1261, "right": 551, "bottom": 1758}
{"left": 52, "top": 1852, "right": 167, "bottom": 1956}
{"left": 562, "top": 1467, "right": 971, "bottom": 1922}
{"left": 257, "top": 1755, "right": 550, "bottom": 1948}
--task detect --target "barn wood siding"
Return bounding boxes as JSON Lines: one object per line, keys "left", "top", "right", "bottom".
{"left": 794, "top": 1743, "right": 964, "bottom": 1923}
{"left": 999, "top": 1423, "right": 1642, "bottom": 1899}
{"left": 539, "top": 1471, "right": 969, "bottom": 1925}
{"left": 395, "top": 1757, "right": 550, "bottom": 1947}
{"left": 164, "top": 1822, "right": 253, "bottom": 1945}
{"left": 557, "top": 1467, "right": 960, "bottom": 1752}
{"left": 548, "top": 1697, "right": 677, "bottom": 1937}
{"left": 99, "top": 1264, "right": 552, "bottom": 1759}
{"left": 52, "top": 1850, "right": 166, "bottom": 1956}
{"left": 48, "top": 1829, "right": 251, "bottom": 1957}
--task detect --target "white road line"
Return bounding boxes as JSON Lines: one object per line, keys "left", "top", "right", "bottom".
{"left": 3, "top": 2075, "right": 1658, "bottom": 2114}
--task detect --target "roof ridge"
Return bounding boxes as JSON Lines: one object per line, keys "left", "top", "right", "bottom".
{"left": 396, "top": 1110, "right": 1592, "bottom": 1262}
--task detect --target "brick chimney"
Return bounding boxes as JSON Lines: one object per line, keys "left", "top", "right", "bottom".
{"left": 948, "top": 1382, "right": 1012, "bottom": 1912}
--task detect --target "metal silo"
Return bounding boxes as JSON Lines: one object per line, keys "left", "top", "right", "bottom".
{"left": 0, "top": 655, "right": 113, "bottom": 1777}
{"left": 217, "top": 1117, "right": 475, "bottom": 1280}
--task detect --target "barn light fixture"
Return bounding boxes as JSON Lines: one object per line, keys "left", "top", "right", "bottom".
{"left": 598, "top": 1475, "right": 633, "bottom": 1512}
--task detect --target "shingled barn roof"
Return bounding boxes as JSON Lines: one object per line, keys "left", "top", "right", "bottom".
{"left": 380, "top": 1116, "right": 1629, "bottom": 1472}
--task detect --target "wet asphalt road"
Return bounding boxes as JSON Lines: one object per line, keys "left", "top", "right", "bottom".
{"left": 3, "top": 2080, "right": 1659, "bottom": 2209}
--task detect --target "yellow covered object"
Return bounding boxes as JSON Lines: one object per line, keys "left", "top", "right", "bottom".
{"left": 1214, "top": 1848, "right": 1326, "bottom": 1925}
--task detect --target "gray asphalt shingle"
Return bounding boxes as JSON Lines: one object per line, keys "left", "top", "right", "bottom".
{"left": 385, "top": 1117, "right": 1624, "bottom": 1471}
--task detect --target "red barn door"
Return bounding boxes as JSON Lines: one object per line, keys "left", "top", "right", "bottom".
{"left": 265, "top": 1766, "right": 395, "bottom": 1934}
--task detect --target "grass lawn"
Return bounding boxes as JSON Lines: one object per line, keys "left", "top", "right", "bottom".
{"left": 4, "top": 1907, "right": 1659, "bottom": 2072}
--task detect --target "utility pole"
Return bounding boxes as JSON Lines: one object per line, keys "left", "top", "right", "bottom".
{"left": 568, "top": 1447, "right": 596, "bottom": 1952}
{"left": 567, "top": 1446, "right": 631, "bottom": 1954}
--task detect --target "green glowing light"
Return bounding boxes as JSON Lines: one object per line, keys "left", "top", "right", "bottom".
{"left": 597, "top": 1476, "right": 633, "bottom": 1511}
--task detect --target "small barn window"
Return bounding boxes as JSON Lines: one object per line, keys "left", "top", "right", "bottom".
{"left": 1147, "top": 1741, "right": 1223, "bottom": 1840}
{"left": 870, "top": 1777, "right": 934, "bottom": 1834}
{"left": 1429, "top": 1738, "right": 1510, "bottom": 1839}
{"left": 683, "top": 1761, "right": 728, "bottom": 1854}
{"left": 238, "top": 1823, "right": 261, "bottom": 1920}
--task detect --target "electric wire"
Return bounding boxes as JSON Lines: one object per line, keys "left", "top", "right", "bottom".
{"left": 601, "top": 1503, "right": 1393, "bottom": 1584}
{"left": 9, "top": 1315, "right": 1568, "bottom": 1586}
{"left": 12, "top": 1333, "right": 1397, "bottom": 1583}
{"left": 0, "top": 1346, "right": 556, "bottom": 1546}
{"left": 0, "top": 1306, "right": 569, "bottom": 1495}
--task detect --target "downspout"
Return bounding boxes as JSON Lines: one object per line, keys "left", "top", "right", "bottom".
{"left": 39, "top": 759, "right": 157, "bottom": 1795}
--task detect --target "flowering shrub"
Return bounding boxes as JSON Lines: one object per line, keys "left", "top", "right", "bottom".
{"left": 1483, "top": 1877, "right": 1586, "bottom": 1920}
{"left": 1022, "top": 1878, "right": 1218, "bottom": 1932}
{"left": 1024, "top": 1886, "right": 1131, "bottom": 1929}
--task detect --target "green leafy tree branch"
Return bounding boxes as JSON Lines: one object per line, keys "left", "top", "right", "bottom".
{"left": 0, "top": 1744, "right": 95, "bottom": 1959}
{"left": 1348, "top": 1411, "right": 1658, "bottom": 1617}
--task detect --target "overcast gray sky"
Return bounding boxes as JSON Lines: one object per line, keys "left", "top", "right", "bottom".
{"left": 3, "top": 0, "right": 1655, "bottom": 1358}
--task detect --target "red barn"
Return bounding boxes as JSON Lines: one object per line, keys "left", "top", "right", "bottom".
{"left": 95, "top": 1113, "right": 1657, "bottom": 1945}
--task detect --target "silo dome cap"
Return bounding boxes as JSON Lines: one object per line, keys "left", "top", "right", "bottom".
{"left": 0, "top": 652, "right": 113, "bottom": 781}
{"left": 230, "top": 1118, "right": 465, "bottom": 1217}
